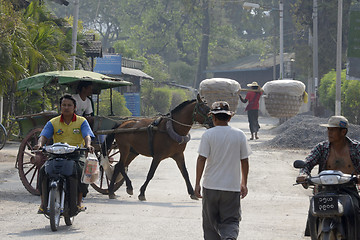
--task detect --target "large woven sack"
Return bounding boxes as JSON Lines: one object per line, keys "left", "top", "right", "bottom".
{"left": 263, "top": 79, "right": 305, "bottom": 96}
{"left": 199, "top": 78, "right": 241, "bottom": 112}
{"left": 262, "top": 79, "right": 305, "bottom": 118}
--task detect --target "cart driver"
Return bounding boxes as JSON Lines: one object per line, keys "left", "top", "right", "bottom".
{"left": 72, "top": 81, "right": 94, "bottom": 117}
{"left": 35, "top": 94, "right": 95, "bottom": 214}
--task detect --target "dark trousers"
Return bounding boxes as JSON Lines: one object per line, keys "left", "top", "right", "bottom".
{"left": 38, "top": 156, "right": 89, "bottom": 198}
{"left": 247, "top": 109, "right": 260, "bottom": 134}
{"left": 202, "top": 187, "right": 241, "bottom": 240}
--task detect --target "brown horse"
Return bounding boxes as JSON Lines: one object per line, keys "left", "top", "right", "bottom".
{"left": 103, "top": 94, "right": 213, "bottom": 201}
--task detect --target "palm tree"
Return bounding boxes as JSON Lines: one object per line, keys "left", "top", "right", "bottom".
{"left": 23, "top": 1, "right": 72, "bottom": 74}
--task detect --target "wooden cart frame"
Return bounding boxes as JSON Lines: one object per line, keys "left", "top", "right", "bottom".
{"left": 14, "top": 70, "right": 133, "bottom": 195}
{"left": 15, "top": 113, "right": 134, "bottom": 195}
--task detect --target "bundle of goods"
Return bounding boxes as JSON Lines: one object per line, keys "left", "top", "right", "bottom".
{"left": 199, "top": 78, "right": 241, "bottom": 112}
{"left": 262, "top": 79, "right": 306, "bottom": 118}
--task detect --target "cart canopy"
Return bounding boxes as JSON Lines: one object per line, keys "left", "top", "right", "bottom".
{"left": 17, "top": 70, "right": 132, "bottom": 92}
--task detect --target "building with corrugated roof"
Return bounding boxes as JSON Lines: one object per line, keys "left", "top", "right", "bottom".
{"left": 205, "top": 53, "right": 295, "bottom": 88}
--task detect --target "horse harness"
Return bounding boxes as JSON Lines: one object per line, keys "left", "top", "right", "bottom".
{"left": 146, "top": 101, "right": 209, "bottom": 157}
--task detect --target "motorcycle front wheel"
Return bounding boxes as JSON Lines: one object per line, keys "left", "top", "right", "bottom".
{"left": 318, "top": 228, "right": 341, "bottom": 240}
{"left": 49, "top": 188, "right": 61, "bottom": 231}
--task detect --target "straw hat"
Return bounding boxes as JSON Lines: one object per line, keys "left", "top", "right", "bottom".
{"left": 247, "top": 81, "right": 259, "bottom": 87}
{"left": 320, "top": 116, "right": 348, "bottom": 128}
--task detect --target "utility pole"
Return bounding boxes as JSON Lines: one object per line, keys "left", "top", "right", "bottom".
{"left": 313, "top": 0, "right": 319, "bottom": 114}
{"left": 335, "top": 0, "right": 343, "bottom": 115}
{"left": 243, "top": 1, "right": 283, "bottom": 79}
{"left": 71, "top": 0, "right": 80, "bottom": 70}
{"left": 279, "top": 0, "right": 284, "bottom": 79}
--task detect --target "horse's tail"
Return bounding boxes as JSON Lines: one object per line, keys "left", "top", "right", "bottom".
{"left": 101, "top": 123, "right": 120, "bottom": 157}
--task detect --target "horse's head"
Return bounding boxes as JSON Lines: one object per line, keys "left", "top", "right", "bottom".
{"left": 193, "top": 94, "right": 214, "bottom": 128}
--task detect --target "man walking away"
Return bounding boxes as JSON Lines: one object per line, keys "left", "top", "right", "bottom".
{"left": 195, "top": 101, "right": 251, "bottom": 240}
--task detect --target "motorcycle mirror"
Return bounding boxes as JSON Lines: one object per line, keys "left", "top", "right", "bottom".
{"left": 293, "top": 160, "right": 306, "bottom": 169}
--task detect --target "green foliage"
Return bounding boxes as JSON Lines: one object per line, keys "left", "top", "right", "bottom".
{"left": 113, "top": 41, "right": 139, "bottom": 59}
{"left": 0, "top": 0, "right": 29, "bottom": 91}
{"left": 318, "top": 69, "right": 360, "bottom": 124}
{"left": 0, "top": 0, "right": 81, "bottom": 119}
{"left": 152, "top": 88, "right": 172, "bottom": 114}
{"left": 141, "top": 80, "right": 191, "bottom": 116}
{"left": 170, "top": 90, "right": 190, "bottom": 110}
{"left": 291, "top": 0, "right": 353, "bottom": 80}
{"left": 141, "top": 80, "right": 156, "bottom": 116}
{"left": 47, "top": 0, "right": 298, "bottom": 86}
{"left": 342, "top": 79, "right": 360, "bottom": 124}
{"left": 15, "top": 90, "right": 54, "bottom": 115}
{"left": 169, "top": 61, "right": 196, "bottom": 86}
{"left": 318, "top": 70, "right": 337, "bottom": 113}
{"left": 98, "top": 89, "right": 131, "bottom": 116}
{"left": 143, "top": 54, "right": 169, "bottom": 82}
{"left": 24, "top": 1, "right": 72, "bottom": 73}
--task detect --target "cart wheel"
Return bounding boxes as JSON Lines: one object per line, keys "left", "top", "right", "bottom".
{"left": 0, "top": 123, "right": 7, "bottom": 150}
{"left": 17, "top": 128, "right": 47, "bottom": 195}
{"left": 91, "top": 144, "right": 125, "bottom": 194}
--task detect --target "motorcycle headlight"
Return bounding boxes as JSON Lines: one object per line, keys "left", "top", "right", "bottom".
{"left": 319, "top": 175, "right": 340, "bottom": 185}
{"left": 45, "top": 145, "right": 77, "bottom": 154}
{"left": 311, "top": 175, "right": 341, "bottom": 185}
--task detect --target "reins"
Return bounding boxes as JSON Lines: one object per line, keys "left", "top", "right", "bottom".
{"left": 164, "top": 101, "right": 208, "bottom": 128}
{"left": 163, "top": 116, "right": 193, "bottom": 127}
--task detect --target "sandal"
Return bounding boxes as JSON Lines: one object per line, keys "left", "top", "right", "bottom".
{"left": 37, "top": 206, "right": 45, "bottom": 214}
{"left": 77, "top": 205, "right": 87, "bottom": 212}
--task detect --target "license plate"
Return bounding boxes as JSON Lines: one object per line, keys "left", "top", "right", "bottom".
{"left": 313, "top": 195, "right": 338, "bottom": 213}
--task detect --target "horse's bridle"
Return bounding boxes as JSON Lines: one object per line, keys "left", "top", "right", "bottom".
{"left": 165, "top": 101, "right": 211, "bottom": 128}
{"left": 192, "top": 101, "right": 212, "bottom": 127}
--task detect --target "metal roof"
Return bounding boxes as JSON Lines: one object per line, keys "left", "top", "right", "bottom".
{"left": 206, "top": 53, "right": 295, "bottom": 73}
{"left": 79, "top": 34, "right": 102, "bottom": 58}
{"left": 121, "top": 67, "right": 153, "bottom": 80}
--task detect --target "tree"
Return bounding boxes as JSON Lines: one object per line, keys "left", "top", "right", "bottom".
{"left": 195, "top": 0, "right": 210, "bottom": 88}
{"left": 46, "top": 0, "right": 297, "bottom": 87}
{"left": 318, "top": 69, "right": 360, "bottom": 124}
{"left": 0, "top": 1, "right": 83, "bottom": 119}
{"left": 98, "top": 89, "right": 131, "bottom": 116}
{"left": 24, "top": 1, "right": 72, "bottom": 74}
{"left": 291, "top": 0, "right": 353, "bottom": 80}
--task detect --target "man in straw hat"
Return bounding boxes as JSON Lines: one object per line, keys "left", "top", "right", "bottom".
{"left": 239, "top": 81, "right": 264, "bottom": 140}
{"left": 195, "top": 101, "right": 251, "bottom": 240}
{"left": 296, "top": 116, "right": 360, "bottom": 237}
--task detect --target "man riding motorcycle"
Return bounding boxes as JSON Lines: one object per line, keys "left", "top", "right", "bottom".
{"left": 36, "top": 94, "right": 95, "bottom": 213}
{"left": 296, "top": 116, "right": 360, "bottom": 238}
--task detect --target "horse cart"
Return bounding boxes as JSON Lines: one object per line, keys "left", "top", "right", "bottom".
{"left": 14, "top": 70, "right": 133, "bottom": 196}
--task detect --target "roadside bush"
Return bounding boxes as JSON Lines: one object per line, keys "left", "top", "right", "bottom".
{"left": 141, "top": 79, "right": 192, "bottom": 116}
{"left": 170, "top": 90, "right": 191, "bottom": 110}
{"left": 152, "top": 88, "right": 172, "bottom": 114}
{"left": 98, "top": 89, "right": 131, "bottom": 116}
{"left": 319, "top": 69, "right": 360, "bottom": 124}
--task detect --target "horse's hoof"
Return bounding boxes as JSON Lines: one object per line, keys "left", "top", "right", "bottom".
{"left": 190, "top": 194, "right": 198, "bottom": 200}
{"left": 126, "top": 188, "right": 133, "bottom": 195}
{"left": 109, "top": 193, "right": 116, "bottom": 199}
{"left": 138, "top": 195, "right": 146, "bottom": 201}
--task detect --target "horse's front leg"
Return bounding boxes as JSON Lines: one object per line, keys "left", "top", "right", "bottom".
{"left": 109, "top": 157, "right": 133, "bottom": 199}
{"left": 172, "top": 153, "right": 197, "bottom": 200}
{"left": 139, "top": 158, "right": 161, "bottom": 201}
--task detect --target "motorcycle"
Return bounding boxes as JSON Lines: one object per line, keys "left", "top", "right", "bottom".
{"left": 37, "top": 143, "right": 88, "bottom": 231}
{"left": 294, "top": 160, "right": 360, "bottom": 240}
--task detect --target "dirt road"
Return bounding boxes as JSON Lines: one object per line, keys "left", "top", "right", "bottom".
{"left": 0, "top": 115, "right": 311, "bottom": 239}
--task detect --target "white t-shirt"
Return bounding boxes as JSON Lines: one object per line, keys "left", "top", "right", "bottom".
{"left": 198, "top": 125, "right": 252, "bottom": 192}
{"left": 72, "top": 94, "right": 93, "bottom": 116}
